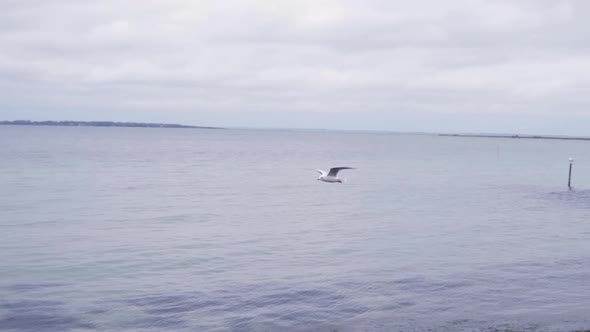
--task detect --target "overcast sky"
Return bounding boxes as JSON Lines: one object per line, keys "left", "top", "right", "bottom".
{"left": 1, "top": 0, "right": 589, "bottom": 134}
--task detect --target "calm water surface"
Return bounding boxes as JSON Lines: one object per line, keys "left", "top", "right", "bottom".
{"left": 1, "top": 126, "right": 589, "bottom": 331}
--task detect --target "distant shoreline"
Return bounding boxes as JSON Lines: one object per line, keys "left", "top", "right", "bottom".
{"left": 0, "top": 120, "right": 221, "bottom": 129}
{"left": 440, "top": 133, "right": 590, "bottom": 141}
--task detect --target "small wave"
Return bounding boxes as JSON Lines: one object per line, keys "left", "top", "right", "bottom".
{"left": 0, "top": 300, "right": 93, "bottom": 331}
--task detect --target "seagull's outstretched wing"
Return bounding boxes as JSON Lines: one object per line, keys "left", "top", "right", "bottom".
{"left": 328, "top": 167, "right": 355, "bottom": 176}
{"left": 316, "top": 169, "right": 327, "bottom": 176}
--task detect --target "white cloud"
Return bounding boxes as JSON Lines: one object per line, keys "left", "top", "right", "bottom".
{"left": 0, "top": 0, "right": 589, "bottom": 133}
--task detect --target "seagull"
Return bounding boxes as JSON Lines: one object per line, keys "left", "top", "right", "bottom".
{"left": 316, "top": 167, "right": 355, "bottom": 183}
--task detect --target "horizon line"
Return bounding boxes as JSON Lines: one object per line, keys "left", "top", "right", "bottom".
{"left": 2, "top": 119, "right": 589, "bottom": 140}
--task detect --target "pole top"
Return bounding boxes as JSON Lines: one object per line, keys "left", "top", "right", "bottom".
{"left": 569, "top": 157, "right": 574, "bottom": 163}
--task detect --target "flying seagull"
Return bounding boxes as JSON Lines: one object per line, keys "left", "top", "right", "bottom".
{"left": 316, "top": 167, "right": 355, "bottom": 183}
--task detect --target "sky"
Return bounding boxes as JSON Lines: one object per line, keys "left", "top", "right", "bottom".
{"left": 1, "top": 0, "right": 589, "bottom": 134}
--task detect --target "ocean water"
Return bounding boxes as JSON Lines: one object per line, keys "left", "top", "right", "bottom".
{"left": 1, "top": 126, "right": 589, "bottom": 332}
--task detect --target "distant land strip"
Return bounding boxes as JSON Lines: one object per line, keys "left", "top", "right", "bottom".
{"left": 0, "top": 120, "right": 221, "bottom": 129}
{"left": 440, "top": 133, "right": 590, "bottom": 141}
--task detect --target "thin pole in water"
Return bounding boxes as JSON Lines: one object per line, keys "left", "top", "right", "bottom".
{"left": 568, "top": 157, "right": 574, "bottom": 190}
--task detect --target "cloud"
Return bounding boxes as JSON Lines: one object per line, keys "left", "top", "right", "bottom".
{"left": 0, "top": 0, "right": 589, "bottom": 133}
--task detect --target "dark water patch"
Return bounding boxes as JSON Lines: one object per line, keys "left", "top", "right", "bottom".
{"left": 489, "top": 257, "right": 590, "bottom": 281}
{"left": 131, "top": 316, "right": 188, "bottom": 329}
{"left": 85, "top": 307, "right": 109, "bottom": 315}
{"left": 0, "top": 300, "right": 93, "bottom": 331}
{"left": 489, "top": 184, "right": 590, "bottom": 211}
{"left": 389, "top": 276, "right": 472, "bottom": 295}
{"left": 144, "top": 299, "right": 225, "bottom": 315}
{"left": 0, "top": 220, "right": 60, "bottom": 228}
{"left": 121, "top": 285, "right": 366, "bottom": 330}
{"left": 0, "top": 300, "right": 62, "bottom": 310}
{"left": 225, "top": 316, "right": 255, "bottom": 331}
{"left": 0, "top": 313, "right": 94, "bottom": 331}
{"left": 127, "top": 294, "right": 192, "bottom": 307}
{"left": 278, "top": 309, "right": 332, "bottom": 323}
{"left": 392, "top": 276, "right": 425, "bottom": 286}
{"left": 331, "top": 280, "right": 368, "bottom": 292}
{"left": 224, "top": 308, "right": 343, "bottom": 332}
{"left": 381, "top": 300, "right": 416, "bottom": 311}
{"left": 126, "top": 292, "right": 225, "bottom": 315}
{"left": 340, "top": 315, "right": 579, "bottom": 332}
{"left": 545, "top": 190, "right": 590, "bottom": 209}
{"left": 335, "top": 303, "right": 369, "bottom": 315}
{"left": 222, "top": 287, "right": 367, "bottom": 327}
{"left": 255, "top": 289, "right": 345, "bottom": 307}
{"left": 220, "top": 287, "right": 348, "bottom": 315}
{"left": 4, "top": 283, "right": 66, "bottom": 292}
{"left": 226, "top": 320, "right": 293, "bottom": 332}
{"left": 460, "top": 322, "right": 541, "bottom": 332}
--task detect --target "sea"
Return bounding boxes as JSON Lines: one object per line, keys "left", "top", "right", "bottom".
{"left": 1, "top": 125, "right": 589, "bottom": 332}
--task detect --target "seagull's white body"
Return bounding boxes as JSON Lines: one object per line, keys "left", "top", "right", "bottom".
{"left": 316, "top": 167, "right": 355, "bottom": 183}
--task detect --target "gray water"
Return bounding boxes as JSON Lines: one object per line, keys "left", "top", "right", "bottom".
{"left": 1, "top": 126, "right": 590, "bottom": 332}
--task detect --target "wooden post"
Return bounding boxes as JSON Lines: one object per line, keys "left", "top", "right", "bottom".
{"left": 568, "top": 157, "right": 574, "bottom": 190}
